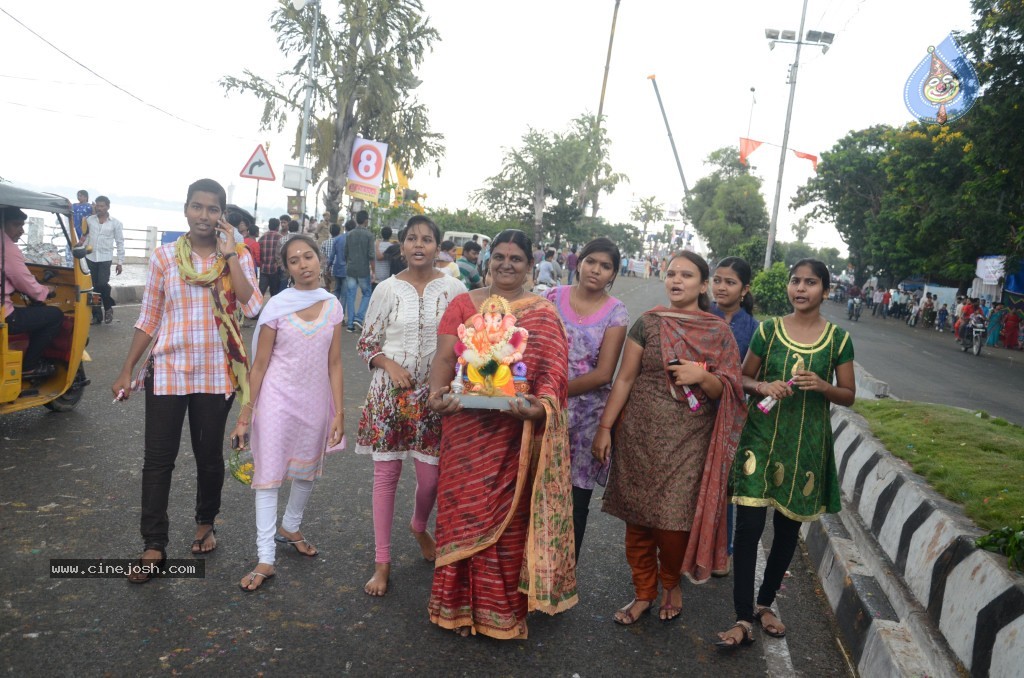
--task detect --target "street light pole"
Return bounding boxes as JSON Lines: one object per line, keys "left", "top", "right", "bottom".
{"left": 294, "top": 0, "right": 320, "bottom": 217}
{"left": 764, "top": 0, "right": 809, "bottom": 270}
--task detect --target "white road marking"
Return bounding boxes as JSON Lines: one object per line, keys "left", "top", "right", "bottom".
{"left": 756, "top": 539, "right": 796, "bottom": 677}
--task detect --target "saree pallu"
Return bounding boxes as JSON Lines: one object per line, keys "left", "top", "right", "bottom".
{"left": 428, "top": 294, "right": 576, "bottom": 639}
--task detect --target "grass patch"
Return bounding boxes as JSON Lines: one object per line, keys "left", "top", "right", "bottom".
{"left": 852, "top": 400, "right": 1024, "bottom": 531}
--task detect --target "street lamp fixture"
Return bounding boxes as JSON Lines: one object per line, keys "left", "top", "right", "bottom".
{"left": 760, "top": 0, "right": 834, "bottom": 269}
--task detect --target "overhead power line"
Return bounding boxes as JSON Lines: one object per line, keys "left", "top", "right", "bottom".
{"left": 0, "top": 6, "right": 211, "bottom": 131}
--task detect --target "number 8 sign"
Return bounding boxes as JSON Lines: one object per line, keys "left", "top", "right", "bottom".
{"left": 349, "top": 139, "right": 387, "bottom": 182}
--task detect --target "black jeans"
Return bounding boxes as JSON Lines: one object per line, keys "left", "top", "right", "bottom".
{"left": 732, "top": 505, "right": 803, "bottom": 623}
{"left": 259, "top": 268, "right": 283, "bottom": 297}
{"left": 571, "top": 486, "right": 593, "bottom": 562}
{"left": 86, "top": 259, "right": 115, "bottom": 311}
{"left": 7, "top": 305, "right": 64, "bottom": 370}
{"left": 140, "top": 375, "right": 234, "bottom": 550}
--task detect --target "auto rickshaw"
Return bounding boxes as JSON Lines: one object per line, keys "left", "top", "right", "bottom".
{"left": 1, "top": 183, "right": 95, "bottom": 413}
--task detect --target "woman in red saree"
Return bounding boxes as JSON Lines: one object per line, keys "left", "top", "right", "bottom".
{"left": 426, "top": 229, "right": 577, "bottom": 639}
{"left": 593, "top": 251, "right": 745, "bottom": 624}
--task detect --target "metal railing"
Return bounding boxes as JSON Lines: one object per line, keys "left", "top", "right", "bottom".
{"left": 27, "top": 218, "right": 179, "bottom": 264}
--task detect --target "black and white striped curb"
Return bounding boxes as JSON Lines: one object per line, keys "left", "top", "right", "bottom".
{"left": 806, "top": 405, "right": 1024, "bottom": 677}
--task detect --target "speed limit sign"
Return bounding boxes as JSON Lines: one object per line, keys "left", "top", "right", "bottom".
{"left": 345, "top": 138, "right": 389, "bottom": 203}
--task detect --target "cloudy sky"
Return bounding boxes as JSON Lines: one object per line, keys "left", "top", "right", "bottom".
{"left": 2, "top": 0, "right": 977, "bottom": 253}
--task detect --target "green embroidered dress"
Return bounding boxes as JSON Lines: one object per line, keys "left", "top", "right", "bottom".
{"left": 731, "top": 318, "right": 854, "bottom": 521}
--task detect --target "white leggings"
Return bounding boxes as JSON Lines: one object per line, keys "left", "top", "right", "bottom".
{"left": 254, "top": 479, "right": 315, "bottom": 565}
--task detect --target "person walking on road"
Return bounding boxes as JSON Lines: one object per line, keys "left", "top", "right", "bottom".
{"left": 426, "top": 229, "right": 577, "bottom": 639}
{"left": 716, "top": 259, "right": 855, "bottom": 649}
{"left": 710, "top": 256, "right": 760, "bottom": 572}
{"left": 235, "top": 235, "right": 345, "bottom": 592}
{"left": 544, "top": 237, "right": 628, "bottom": 561}
{"left": 112, "top": 178, "right": 262, "bottom": 584}
{"left": 81, "top": 196, "right": 124, "bottom": 324}
{"left": 328, "top": 220, "right": 352, "bottom": 304}
{"left": 355, "top": 216, "right": 466, "bottom": 597}
{"left": 373, "top": 225, "right": 397, "bottom": 287}
{"left": 593, "top": 251, "right": 745, "bottom": 625}
{"left": 565, "top": 246, "right": 578, "bottom": 285}
{"left": 257, "top": 218, "right": 284, "bottom": 298}
{"left": 344, "top": 210, "right": 375, "bottom": 332}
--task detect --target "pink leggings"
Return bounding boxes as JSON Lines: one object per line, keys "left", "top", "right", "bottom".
{"left": 372, "top": 459, "right": 438, "bottom": 563}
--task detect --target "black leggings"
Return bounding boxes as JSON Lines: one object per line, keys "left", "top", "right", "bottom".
{"left": 571, "top": 486, "right": 593, "bottom": 563}
{"left": 139, "top": 375, "right": 234, "bottom": 550}
{"left": 732, "top": 505, "right": 803, "bottom": 623}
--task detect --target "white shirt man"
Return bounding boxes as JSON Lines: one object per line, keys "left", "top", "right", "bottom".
{"left": 82, "top": 196, "right": 125, "bottom": 324}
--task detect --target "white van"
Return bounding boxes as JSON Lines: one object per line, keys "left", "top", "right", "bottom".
{"left": 442, "top": 231, "right": 489, "bottom": 257}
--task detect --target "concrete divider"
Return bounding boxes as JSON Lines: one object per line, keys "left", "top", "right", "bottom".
{"left": 814, "top": 404, "right": 1024, "bottom": 677}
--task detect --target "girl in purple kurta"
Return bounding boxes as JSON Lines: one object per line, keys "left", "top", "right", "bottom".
{"left": 546, "top": 238, "right": 628, "bottom": 561}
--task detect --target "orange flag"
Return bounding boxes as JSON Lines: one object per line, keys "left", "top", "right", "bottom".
{"left": 739, "top": 138, "right": 763, "bottom": 165}
{"left": 792, "top": 150, "right": 818, "bottom": 171}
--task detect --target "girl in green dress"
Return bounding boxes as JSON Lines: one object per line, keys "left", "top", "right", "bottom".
{"left": 715, "top": 259, "right": 856, "bottom": 649}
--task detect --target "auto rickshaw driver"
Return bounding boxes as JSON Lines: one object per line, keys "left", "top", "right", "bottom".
{"left": 2, "top": 206, "right": 63, "bottom": 379}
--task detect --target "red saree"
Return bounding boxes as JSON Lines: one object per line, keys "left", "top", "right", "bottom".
{"left": 649, "top": 308, "right": 746, "bottom": 583}
{"left": 428, "top": 293, "right": 577, "bottom": 639}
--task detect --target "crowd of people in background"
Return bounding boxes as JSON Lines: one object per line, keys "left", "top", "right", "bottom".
{"left": 842, "top": 283, "right": 1023, "bottom": 350}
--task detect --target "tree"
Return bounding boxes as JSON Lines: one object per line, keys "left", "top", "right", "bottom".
{"left": 475, "top": 116, "right": 626, "bottom": 245}
{"left": 750, "top": 262, "right": 791, "bottom": 316}
{"left": 430, "top": 208, "right": 520, "bottom": 240}
{"left": 222, "top": 0, "right": 444, "bottom": 219}
{"left": 963, "top": 1, "right": 1024, "bottom": 261}
{"left": 684, "top": 146, "right": 769, "bottom": 261}
{"left": 791, "top": 125, "right": 891, "bottom": 281}
{"left": 571, "top": 115, "right": 628, "bottom": 218}
{"left": 630, "top": 196, "right": 664, "bottom": 254}
{"left": 791, "top": 215, "right": 812, "bottom": 242}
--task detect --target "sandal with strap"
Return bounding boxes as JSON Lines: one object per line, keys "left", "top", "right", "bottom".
{"left": 274, "top": 532, "right": 318, "bottom": 557}
{"left": 659, "top": 586, "right": 682, "bottom": 622}
{"left": 127, "top": 547, "right": 166, "bottom": 585}
{"left": 238, "top": 568, "right": 275, "bottom": 592}
{"left": 613, "top": 598, "right": 653, "bottom": 625}
{"left": 714, "top": 621, "right": 755, "bottom": 649}
{"left": 190, "top": 526, "right": 216, "bottom": 555}
{"left": 755, "top": 606, "right": 786, "bottom": 638}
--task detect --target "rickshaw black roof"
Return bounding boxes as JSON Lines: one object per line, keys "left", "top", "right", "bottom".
{"left": 0, "top": 184, "right": 71, "bottom": 217}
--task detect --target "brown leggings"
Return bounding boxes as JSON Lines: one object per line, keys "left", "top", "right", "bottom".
{"left": 625, "top": 523, "right": 689, "bottom": 600}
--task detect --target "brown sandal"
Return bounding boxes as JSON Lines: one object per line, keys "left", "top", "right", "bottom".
{"left": 613, "top": 598, "right": 653, "bottom": 625}
{"left": 755, "top": 606, "right": 786, "bottom": 638}
{"left": 190, "top": 526, "right": 216, "bottom": 555}
{"left": 714, "top": 621, "right": 755, "bottom": 649}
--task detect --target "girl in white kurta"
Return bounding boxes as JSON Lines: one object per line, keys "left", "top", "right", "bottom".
{"left": 355, "top": 217, "right": 466, "bottom": 596}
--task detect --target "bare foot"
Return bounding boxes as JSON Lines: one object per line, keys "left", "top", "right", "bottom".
{"left": 238, "top": 563, "right": 275, "bottom": 591}
{"left": 364, "top": 562, "right": 390, "bottom": 596}
{"left": 191, "top": 525, "right": 217, "bottom": 554}
{"left": 409, "top": 524, "right": 436, "bottom": 561}
{"left": 454, "top": 626, "right": 471, "bottom": 637}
